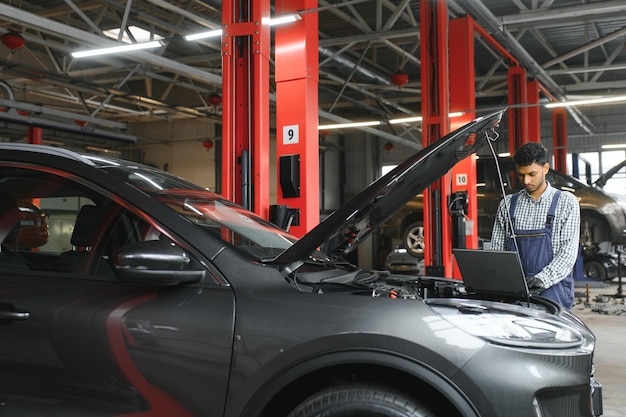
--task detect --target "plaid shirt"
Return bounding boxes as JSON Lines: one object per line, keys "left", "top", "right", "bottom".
{"left": 490, "top": 182, "right": 580, "bottom": 288}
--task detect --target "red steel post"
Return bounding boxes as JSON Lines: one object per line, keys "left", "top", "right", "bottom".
{"left": 552, "top": 108, "right": 568, "bottom": 173}
{"left": 274, "top": 0, "right": 319, "bottom": 237}
{"left": 221, "top": 0, "right": 271, "bottom": 219}
{"left": 420, "top": 0, "right": 451, "bottom": 277}
{"left": 508, "top": 66, "right": 528, "bottom": 152}
{"left": 449, "top": 16, "right": 478, "bottom": 268}
{"left": 527, "top": 79, "right": 541, "bottom": 142}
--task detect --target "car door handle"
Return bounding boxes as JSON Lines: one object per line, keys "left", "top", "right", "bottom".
{"left": 0, "top": 303, "right": 30, "bottom": 322}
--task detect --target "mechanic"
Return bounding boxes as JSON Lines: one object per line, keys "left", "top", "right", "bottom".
{"left": 490, "top": 142, "right": 580, "bottom": 309}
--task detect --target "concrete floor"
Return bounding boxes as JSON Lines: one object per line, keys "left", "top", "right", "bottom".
{"left": 572, "top": 279, "right": 626, "bottom": 417}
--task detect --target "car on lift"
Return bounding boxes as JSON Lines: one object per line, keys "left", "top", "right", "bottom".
{"left": 582, "top": 250, "right": 626, "bottom": 281}
{"left": 0, "top": 110, "right": 601, "bottom": 417}
{"left": 383, "top": 156, "right": 626, "bottom": 260}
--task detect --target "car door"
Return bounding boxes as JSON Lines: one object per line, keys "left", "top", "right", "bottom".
{"left": 0, "top": 163, "right": 235, "bottom": 417}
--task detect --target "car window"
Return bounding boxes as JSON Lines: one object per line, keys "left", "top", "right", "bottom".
{"left": 87, "top": 158, "right": 300, "bottom": 261}
{"left": 0, "top": 165, "right": 162, "bottom": 278}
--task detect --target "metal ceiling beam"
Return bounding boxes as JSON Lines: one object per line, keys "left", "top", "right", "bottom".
{"left": 0, "top": 98, "right": 127, "bottom": 129}
{"left": 542, "top": 26, "right": 626, "bottom": 69}
{"left": 0, "top": 109, "right": 137, "bottom": 142}
{"left": 144, "top": 0, "right": 220, "bottom": 30}
{"left": 318, "top": 26, "right": 419, "bottom": 48}
{"left": 0, "top": 3, "right": 223, "bottom": 87}
{"left": 318, "top": 109, "right": 421, "bottom": 150}
{"left": 500, "top": 0, "right": 626, "bottom": 26}
{"left": 0, "top": 57, "right": 213, "bottom": 119}
{"left": 460, "top": 0, "right": 594, "bottom": 134}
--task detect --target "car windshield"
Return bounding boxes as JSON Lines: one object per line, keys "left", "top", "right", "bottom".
{"left": 90, "top": 157, "right": 298, "bottom": 260}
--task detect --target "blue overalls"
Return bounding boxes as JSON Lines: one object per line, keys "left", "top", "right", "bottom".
{"left": 508, "top": 190, "right": 575, "bottom": 309}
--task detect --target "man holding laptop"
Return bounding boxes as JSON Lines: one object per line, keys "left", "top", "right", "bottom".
{"left": 490, "top": 142, "right": 580, "bottom": 309}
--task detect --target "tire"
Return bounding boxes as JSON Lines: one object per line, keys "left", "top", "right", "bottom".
{"left": 584, "top": 260, "right": 607, "bottom": 281}
{"left": 287, "top": 383, "right": 432, "bottom": 417}
{"left": 402, "top": 222, "right": 425, "bottom": 258}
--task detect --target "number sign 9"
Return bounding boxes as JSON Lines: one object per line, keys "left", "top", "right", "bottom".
{"left": 283, "top": 124, "right": 299, "bottom": 145}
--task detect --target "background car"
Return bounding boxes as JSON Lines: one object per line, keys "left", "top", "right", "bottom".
{"left": 383, "top": 157, "right": 626, "bottom": 259}
{"left": 384, "top": 246, "right": 424, "bottom": 275}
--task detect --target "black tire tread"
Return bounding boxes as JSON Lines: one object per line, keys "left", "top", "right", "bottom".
{"left": 287, "top": 383, "right": 432, "bottom": 417}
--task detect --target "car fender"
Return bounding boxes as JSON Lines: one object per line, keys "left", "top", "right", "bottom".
{"left": 228, "top": 341, "right": 481, "bottom": 417}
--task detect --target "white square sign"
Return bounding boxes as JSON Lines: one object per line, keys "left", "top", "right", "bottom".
{"left": 283, "top": 124, "right": 299, "bottom": 145}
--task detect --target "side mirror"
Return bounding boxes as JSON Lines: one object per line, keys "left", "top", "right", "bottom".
{"left": 111, "top": 240, "right": 205, "bottom": 285}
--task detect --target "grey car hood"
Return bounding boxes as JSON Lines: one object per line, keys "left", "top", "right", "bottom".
{"left": 272, "top": 109, "right": 506, "bottom": 265}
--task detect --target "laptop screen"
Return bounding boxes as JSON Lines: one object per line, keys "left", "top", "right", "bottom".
{"left": 453, "top": 248, "right": 531, "bottom": 298}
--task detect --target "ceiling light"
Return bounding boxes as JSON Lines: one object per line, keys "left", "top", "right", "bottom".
{"left": 185, "top": 14, "right": 301, "bottom": 42}
{"left": 318, "top": 121, "right": 382, "bottom": 130}
{"left": 601, "top": 144, "right": 626, "bottom": 149}
{"left": 545, "top": 95, "right": 626, "bottom": 108}
{"left": 72, "top": 40, "right": 164, "bottom": 58}
{"left": 184, "top": 29, "right": 223, "bottom": 41}
{"left": 268, "top": 13, "right": 302, "bottom": 26}
{"left": 319, "top": 112, "right": 465, "bottom": 130}
{"left": 389, "top": 116, "right": 422, "bottom": 124}
{"left": 387, "top": 112, "right": 464, "bottom": 125}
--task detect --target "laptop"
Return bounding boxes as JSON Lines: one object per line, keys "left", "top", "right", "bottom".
{"left": 453, "top": 248, "right": 540, "bottom": 301}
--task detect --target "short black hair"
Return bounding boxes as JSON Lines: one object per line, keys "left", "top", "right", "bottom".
{"left": 513, "top": 142, "right": 548, "bottom": 166}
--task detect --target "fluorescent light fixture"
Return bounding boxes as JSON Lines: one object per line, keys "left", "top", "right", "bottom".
{"left": 320, "top": 112, "right": 465, "bottom": 130}
{"left": 72, "top": 40, "right": 164, "bottom": 58}
{"left": 545, "top": 95, "right": 626, "bottom": 108}
{"left": 388, "top": 111, "right": 464, "bottom": 124}
{"left": 602, "top": 144, "right": 626, "bottom": 149}
{"left": 497, "top": 152, "right": 511, "bottom": 157}
{"left": 185, "top": 29, "right": 223, "bottom": 41}
{"left": 268, "top": 13, "right": 302, "bottom": 26}
{"left": 186, "top": 14, "right": 301, "bottom": 42}
{"left": 389, "top": 116, "right": 422, "bottom": 124}
{"left": 318, "top": 120, "right": 382, "bottom": 130}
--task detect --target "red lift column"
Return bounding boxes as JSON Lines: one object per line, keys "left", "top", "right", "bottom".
{"left": 508, "top": 66, "right": 528, "bottom": 151}
{"left": 449, "top": 16, "right": 477, "bottom": 269}
{"left": 221, "top": 0, "right": 271, "bottom": 218}
{"left": 274, "top": 0, "right": 319, "bottom": 237}
{"left": 552, "top": 108, "right": 568, "bottom": 173}
{"left": 420, "top": 0, "right": 451, "bottom": 277}
{"left": 527, "top": 79, "right": 541, "bottom": 142}
{"left": 27, "top": 126, "right": 42, "bottom": 144}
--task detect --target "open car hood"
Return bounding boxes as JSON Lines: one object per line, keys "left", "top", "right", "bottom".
{"left": 272, "top": 109, "right": 506, "bottom": 265}
{"left": 594, "top": 158, "right": 626, "bottom": 188}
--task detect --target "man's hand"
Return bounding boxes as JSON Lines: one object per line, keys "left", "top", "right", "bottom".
{"left": 526, "top": 276, "right": 545, "bottom": 289}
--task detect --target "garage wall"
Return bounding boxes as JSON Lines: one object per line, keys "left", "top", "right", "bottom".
{"left": 130, "top": 118, "right": 280, "bottom": 202}
{"left": 129, "top": 118, "right": 217, "bottom": 189}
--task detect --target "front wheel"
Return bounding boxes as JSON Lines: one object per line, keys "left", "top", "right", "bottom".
{"left": 287, "top": 383, "right": 432, "bottom": 417}
{"left": 584, "top": 260, "right": 607, "bottom": 281}
{"left": 402, "top": 222, "right": 425, "bottom": 258}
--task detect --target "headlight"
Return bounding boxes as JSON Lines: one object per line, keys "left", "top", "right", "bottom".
{"left": 429, "top": 302, "right": 584, "bottom": 348}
